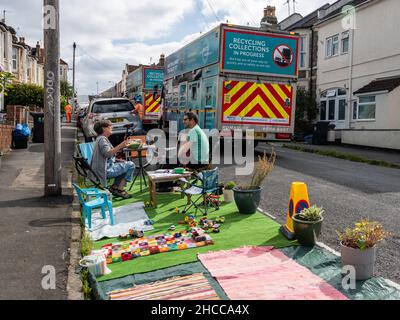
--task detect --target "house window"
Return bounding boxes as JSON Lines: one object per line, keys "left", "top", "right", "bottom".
{"left": 328, "top": 100, "right": 335, "bottom": 120}
{"left": 300, "top": 36, "right": 307, "bottom": 68}
{"left": 342, "top": 31, "right": 349, "bottom": 54}
{"left": 353, "top": 101, "right": 358, "bottom": 120}
{"left": 338, "top": 99, "right": 346, "bottom": 120}
{"left": 326, "top": 34, "right": 339, "bottom": 58}
{"left": 320, "top": 101, "right": 327, "bottom": 120}
{"left": 3, "top": 33, "right": 7, "bottom": 59}
{"left": 12, "top": 47, "right": 18, "bottom": 71}
{"left": 357, "top": 96, "right": 376, "bottom": 120}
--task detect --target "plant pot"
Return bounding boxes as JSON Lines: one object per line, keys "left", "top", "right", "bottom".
{"left": 223, "top": 189, "right": 234, "bottom": 203}
{"left": 233, "top": 187, "right": 262, "bottom": 215}
{"left": 340, "top": 243, "right": 376, "bottom": 280}
{"left": 292, "top": 216, "right": 324, "bottom": 246}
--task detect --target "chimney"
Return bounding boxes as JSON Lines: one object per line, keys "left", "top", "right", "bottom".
{"left": 35, "top": 41, "right": 40, "bottom": 59}
{"left": 260, "top": 6, "right": 278, "bottom": 30}
{"left": 158, "top": 54, "right": 165, "bottom": 67}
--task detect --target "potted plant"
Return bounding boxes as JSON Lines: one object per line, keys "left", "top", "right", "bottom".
{"left": 293, "top": 205, "right": 324, "bottom": 246}
{"left": 233, "top": 151, "right": 276, "bottom": 214}
{"left": 337, "top": 220, "right": 391, "bottom": 281}
{"left": 223, "top": 181, "right": 236, "bottom": 203}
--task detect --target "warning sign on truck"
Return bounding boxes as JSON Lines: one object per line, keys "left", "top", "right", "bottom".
{"left": 222, "top": 80, "right": 293, "bottom": 126}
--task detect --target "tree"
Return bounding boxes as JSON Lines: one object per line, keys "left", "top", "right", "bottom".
{"left": 295, "top": 88, "right": 318, "bottom": 135}
{"left": 5, "top": 83, "right": 45, "bottom": 108}
{"left": 60, "top": 80, "right": 73, "bottom": 98}
{"left": 0, "top": 71, "right": 14, "bottom": 96}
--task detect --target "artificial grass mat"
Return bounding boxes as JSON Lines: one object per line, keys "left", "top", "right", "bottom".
{"left": 94, "top": 180, "right": 298, "bottom": 282}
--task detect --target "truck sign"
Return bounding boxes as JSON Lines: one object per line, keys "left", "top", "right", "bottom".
{"left": 144, "top": 67, "right": 164, "bottom": 91}
{"left": 222, "top": 28, "right": 299, "bottom": 78}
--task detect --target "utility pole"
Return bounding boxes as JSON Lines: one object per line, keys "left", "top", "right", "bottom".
{"left": 43, "top": 0, "right": 62, "bottom": 196}
{"left": 72, "top": 42, "right": 76, "bottom": 110}
{"left": 96, "top": 81, "right": 99, "bottom": 95}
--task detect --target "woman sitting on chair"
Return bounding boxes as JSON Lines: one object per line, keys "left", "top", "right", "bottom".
{"left": 91, "top": 120, "right": 135, "bottom": 199}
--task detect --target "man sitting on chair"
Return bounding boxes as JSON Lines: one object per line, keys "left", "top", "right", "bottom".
{"left": 91, "top": 120, "right": 135, "bottom": 199}
{"left": 178, "top": 112, "right": 210, "bottom": 171}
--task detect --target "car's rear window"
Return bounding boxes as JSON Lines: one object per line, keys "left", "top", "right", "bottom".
{"left": 92, "top": 100, "right": 134, "bottom": 113}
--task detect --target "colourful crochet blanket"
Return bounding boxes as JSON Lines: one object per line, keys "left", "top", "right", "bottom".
{"left": 102, "top": 229, "right": 214, "bottom": 265}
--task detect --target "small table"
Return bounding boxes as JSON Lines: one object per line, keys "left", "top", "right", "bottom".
{"left": 124, "top": 145, "right": 152, "bottom": 193}
{"left": 147, "top": 170, "right": 193, "bottom": 208}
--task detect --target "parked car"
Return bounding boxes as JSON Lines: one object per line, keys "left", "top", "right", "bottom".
{"left": 76, "top": 106, "right": 88, "bottom": 129}
{"left": 82, "top": 98, "right": 142, "bottom": 143}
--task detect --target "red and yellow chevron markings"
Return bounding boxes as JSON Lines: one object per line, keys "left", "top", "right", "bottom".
{"left": 222, "top": 80, "right": 292, "bottom": 122}
{"left": 145, "top": 93, "right": 161, "bottom": 114}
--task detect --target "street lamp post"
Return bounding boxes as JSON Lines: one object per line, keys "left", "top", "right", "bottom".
{"left": 43, "top": 0, "right": 62, "bottom": 196}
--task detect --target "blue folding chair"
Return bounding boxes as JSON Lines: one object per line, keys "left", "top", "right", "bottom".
{"left": 79, "top": 142, "right": 95, "bottom": 163}
{"left": 180, "top": 168, "right": 220, "bottom": 216}
{"left": 73, "top": 142, "right": 107, "bottom": 189}
{"left": 73, "top": 183, "right": 114, "bottom": 229}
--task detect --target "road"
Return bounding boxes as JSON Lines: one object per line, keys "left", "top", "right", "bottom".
{"left": 219, "top": 146, "right": 400, "bottom": 284}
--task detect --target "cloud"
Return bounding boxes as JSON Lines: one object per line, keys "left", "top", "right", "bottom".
{"left": 2, "top": 0, "right": 330, "bottom": 95}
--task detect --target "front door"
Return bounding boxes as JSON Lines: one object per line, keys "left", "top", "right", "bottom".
{"left": 320, "top": 89, "right": 347, "bottom": 129}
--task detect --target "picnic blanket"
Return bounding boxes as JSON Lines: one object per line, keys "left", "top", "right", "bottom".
{"left": 87, "top": 202, "right": 154, "bottom": 241}
{"left": 198, "top": 246, "right": 348, "bottom": 300}
{"left": 109, "top": 273, "right": 220, "bottom": 300}
{"left": 102, "top": 230, "right": 214, "bottom": 264}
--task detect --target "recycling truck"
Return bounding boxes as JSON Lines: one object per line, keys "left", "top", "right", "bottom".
{"left": 126, "top": 65, "right": 164, "bottom": 129}
{"left": 162, "top": 24, "right": 299, "bottom": 141}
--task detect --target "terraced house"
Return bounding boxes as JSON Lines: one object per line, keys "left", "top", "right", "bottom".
{"left": 315, "top": 0, "right": 400, "bottom": 149}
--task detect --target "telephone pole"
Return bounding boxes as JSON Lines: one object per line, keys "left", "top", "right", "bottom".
{"left": 43, "top": 0, "right": 62, "bottom": 196}
{"left": 72, "top": 42, "right": 76, "bottom": 110}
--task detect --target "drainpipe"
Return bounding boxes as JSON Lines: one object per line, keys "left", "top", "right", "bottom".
{"left": 309, "top": 27, "right": 315, "bottom": 109}
{"left": 347, "top": 28, "right": 354, "bottom": 130}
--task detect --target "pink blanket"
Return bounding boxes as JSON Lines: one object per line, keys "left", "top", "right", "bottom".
{"left": 198, "top": 247, "right": 348, "bottom": 300}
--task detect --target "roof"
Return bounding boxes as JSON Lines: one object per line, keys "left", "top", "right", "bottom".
{"left": 318, "top": 0, "right": 369, "bottom": 24}
{"left": 285, "top": 4, "right": 330, "bottom": 30}
{"left": 127, "top": 65, "right": 139, "bottom": 73}
{"left": 354, "top": 76, "right": 400, "bottom": 95}
{"left": 60, "top": 59, "right": 68, "bottom": 66}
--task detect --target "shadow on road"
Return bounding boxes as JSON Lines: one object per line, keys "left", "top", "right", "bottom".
{"left": 0, "top": 195, "right": 73, "bottom": 208}
{"left": 29, "top": 217, "right": 80, "bottom": 228}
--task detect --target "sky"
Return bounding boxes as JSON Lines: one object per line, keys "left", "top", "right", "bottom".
{"left": 1, "top": 0, "right": 331, "bottom": 96}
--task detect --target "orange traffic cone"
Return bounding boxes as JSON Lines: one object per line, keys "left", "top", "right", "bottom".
{"left": 280, "top": 182, "right": 311, "bottom": 240}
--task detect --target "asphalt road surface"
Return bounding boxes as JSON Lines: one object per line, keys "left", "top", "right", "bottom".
{"left": 219, "top": 146, "right": 400, "bottom": 284}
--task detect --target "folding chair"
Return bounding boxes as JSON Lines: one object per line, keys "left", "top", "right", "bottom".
{"left": 180, "top": 167, "right": 220, "bottom": 216}
{"left": 73, "top": 183, "right": 114, "bottom": 230}
{"left": 73, "top": 142, "right": 106, "bottom": 189}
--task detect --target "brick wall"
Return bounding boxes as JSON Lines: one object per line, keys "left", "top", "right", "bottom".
{"left": 6, "top": 105, "right": 42, "bottom": 128}
{"left": 0, "top": 124, "right": 13, "bottom": 155}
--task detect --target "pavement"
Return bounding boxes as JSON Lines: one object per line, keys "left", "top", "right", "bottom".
{"left": 272, "top": 142, "right": 400, "bottom": 166}
{"left": 0, "top": 122, "right": 78, "bottom": 300}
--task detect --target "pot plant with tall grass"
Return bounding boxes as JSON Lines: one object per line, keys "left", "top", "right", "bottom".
{"left": 337, "top": 220, "right": 391, "bottom": 280}
{"left": 233, "top": 150, "right": 276, "bottom": 214}
{"left": 293, "top": 205, "right": 324, "bottom": 246}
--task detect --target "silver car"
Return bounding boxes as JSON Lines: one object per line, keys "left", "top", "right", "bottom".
{"left": 82, "top": 98, "right": 141, "bottom": 142}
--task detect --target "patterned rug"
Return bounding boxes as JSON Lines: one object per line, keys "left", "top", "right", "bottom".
{"left": 109, "top": 273, "right": 220, "bottom": 300}
{"left": 198, "top": 246, "right": 348, "bottom": 300}
{"left": 102, "top": 230, "right": 214, "bottom": 264}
